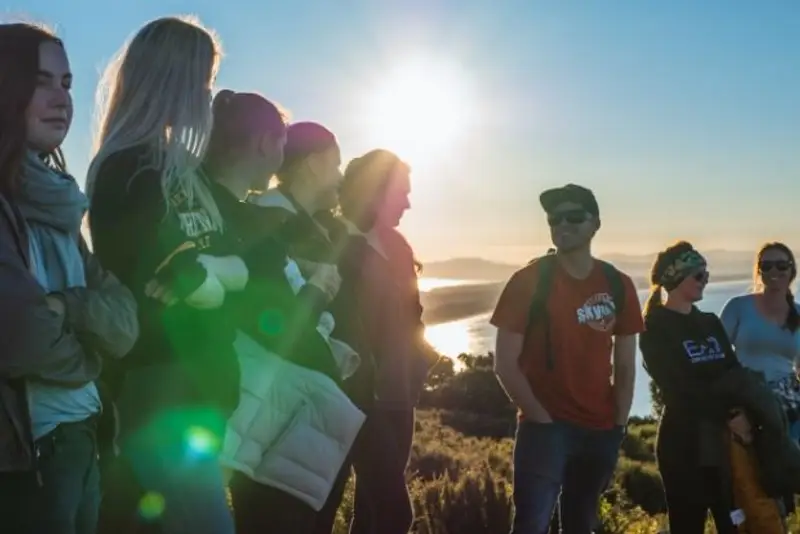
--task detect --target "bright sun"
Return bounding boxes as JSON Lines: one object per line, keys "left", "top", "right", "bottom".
{"left": 362, "top": 58, "right": 475, "bottom": 166}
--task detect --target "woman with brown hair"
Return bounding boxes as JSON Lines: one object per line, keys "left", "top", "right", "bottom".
{"left": 315, "top": 149, "right": 439, "bottom": 534}
{"left": 641, "top": 241, "right": 790, "bottom": 533}
{"left": 201, "top": 89, "right": 364, "bottom": 534}
{"left": 0, "top": 23, "right": 137, "bottom": 533}
{"left": 639, "top": 241, "right": 745, "bottom": 533}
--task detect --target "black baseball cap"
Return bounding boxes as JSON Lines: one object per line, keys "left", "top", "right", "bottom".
{"left": 539, "top": 184, "right": 599, "bottom": 217}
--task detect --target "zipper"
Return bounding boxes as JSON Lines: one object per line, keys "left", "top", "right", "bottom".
{"left": 24, "top": 382, "right": 42, "bottom": 487}
{"left": 35, "top": 445, "right": 43, "bottom": 487}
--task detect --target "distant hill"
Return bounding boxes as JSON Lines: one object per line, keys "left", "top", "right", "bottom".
{"left": 422, "top": 258, "right": 519, "bottom": 281}
{"left": 424, "top": 249, "right": 756, "bottom": 282}
{"left": 605, "top": 249, "right": 755, "bottom": 278}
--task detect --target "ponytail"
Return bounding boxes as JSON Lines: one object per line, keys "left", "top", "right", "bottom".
{"left": 643, "top": 285, "right": 663, "bottom": 318}
{"left": 204, "top": 89, "right": 286, "bottom": 173}
{"left": 212, "top": 89, "right": 235, "bottom": 114}
{"left": 786, "top": 291, "right": 799, "bottom": 333}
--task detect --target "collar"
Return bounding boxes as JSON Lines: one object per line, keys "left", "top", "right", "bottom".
{"left": 340, "top": 217, "right": 386, "bottom": 259}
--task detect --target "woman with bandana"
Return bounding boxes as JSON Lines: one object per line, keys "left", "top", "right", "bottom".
{"left": 639, "top": 241, "right": 747, "bottom": 533}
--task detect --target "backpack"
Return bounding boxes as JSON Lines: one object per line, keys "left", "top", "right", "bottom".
{"left": 524, "top": 249, "right": 626, "bottom": 370}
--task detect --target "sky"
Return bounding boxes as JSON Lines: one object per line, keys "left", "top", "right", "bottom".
{"left": 6, "top": 1, "right": 800, "bottom": 264}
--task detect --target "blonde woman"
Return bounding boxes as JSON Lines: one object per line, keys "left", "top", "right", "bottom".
{"left": 87, "top": 17, "right": 246, "bottom": 534}
{"left": 721, "top": 242, "right": 800, "bottom": 516}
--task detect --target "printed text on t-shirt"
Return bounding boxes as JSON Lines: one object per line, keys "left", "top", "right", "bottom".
{"left": 682, "top": 336, "right": 725, "bottom": 363}
{"left": 576, "top": 292, "right": 617, "bottom": 332}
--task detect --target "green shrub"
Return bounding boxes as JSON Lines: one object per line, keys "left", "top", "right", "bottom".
{"left": 614, "top": 458, "right": 665, "bottom": 515}
{"left": 621, "top": 428, "right": 656, "bottom": 463}
{"left": 410, "top": 466, "right": 513, "bottom": 534}
{"left": 325, "top": 353, "right": 800, "bottom": 532}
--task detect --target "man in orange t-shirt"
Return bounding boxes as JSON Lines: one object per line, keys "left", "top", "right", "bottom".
{"left": 491, "top": 184, "right": 643, "bottom": 534}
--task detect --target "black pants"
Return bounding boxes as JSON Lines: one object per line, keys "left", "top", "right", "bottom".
{"left": 0, "top": 418, "right": 100, "bottom": 534}
{"left": 657, "top": 417, "right": 736, "bottom": 534}
{"left": 229, "top": 472, "right": 316, "bottom": 534}
{"left": 661, "top": 466, "right": 737, "bottom": 534}
{"left": 314, "top": 407, "right": 415, "bottom": 534}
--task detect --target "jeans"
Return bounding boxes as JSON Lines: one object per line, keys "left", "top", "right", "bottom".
{"left": 0, "top": 417, "right": 100, "bottom": 534}
{"left": 510, "top": 420, "right": 624, "bottom": 534}
{"left": 101, "top": 365, "right": 235, "bottom": 534}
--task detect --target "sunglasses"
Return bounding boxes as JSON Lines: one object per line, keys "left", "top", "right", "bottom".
{"left": 547, "top": 210, "right": 590, "bottom": 227}
{"left": 692, "top": 270, "right": 710, "bottom": 283}
{"left": 759, "top": 260, "right": 793, "bottom": 273}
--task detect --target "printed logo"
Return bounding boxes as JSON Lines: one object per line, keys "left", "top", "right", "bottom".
{"left": 682, "top": 336, "right": 725, "bottom": 363}
{"left": 178, "top": 211, "right": 214, "bottom": 238}
{"left": 576, "top": 292, "right": 616, "bottom": 332}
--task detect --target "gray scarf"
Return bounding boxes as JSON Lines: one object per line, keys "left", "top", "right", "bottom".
{"left": 16, "top": 151, "right": 88, "bottom": 292}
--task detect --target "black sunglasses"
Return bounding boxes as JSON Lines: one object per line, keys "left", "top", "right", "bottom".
{"left": 759, "top": 260, "right": 793, "bottom": 272}
{"left": 692, "top": 270, "right": 710, "bottom": 283}
{"left": 547, "top": 210, "right": 589, "bottom": 227}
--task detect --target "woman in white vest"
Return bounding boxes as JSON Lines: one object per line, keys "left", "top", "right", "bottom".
{"left": 200, "top": 89, "right": 365, "bottom": 534}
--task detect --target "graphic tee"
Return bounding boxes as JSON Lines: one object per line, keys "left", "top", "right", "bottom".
{"left": 640, "top": 305, "right": 740, "bottom": 422}
{"left": 491, "top": 258, "right": 644, "bottom": 429}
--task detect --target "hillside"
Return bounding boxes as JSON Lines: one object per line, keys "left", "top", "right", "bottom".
{"left": 325, "top": 354, "right": 800, "bottom": 533}
{"left": 421, "top": 258, "right": 519, "bottom": 281}
{"left": 419, "top": 252, "right": 754, "bottom": 325}
{"left": 424, "top": 250, "right": 755, "bottom": 283}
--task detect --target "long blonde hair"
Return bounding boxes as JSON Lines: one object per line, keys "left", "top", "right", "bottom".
{"left": 86, "top": 15, "right": 223, "bottom": 228}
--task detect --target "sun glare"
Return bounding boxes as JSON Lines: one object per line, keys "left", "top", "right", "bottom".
{"left": 362, "top": 58, "right": 475, "bottom": 166}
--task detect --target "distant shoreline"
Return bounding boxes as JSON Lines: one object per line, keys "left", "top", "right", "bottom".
{"left": 420, "top": 274, "right": 751, "bottom": 326}
{"left": 629, "top": 272, "right": 751, "bottom": 290}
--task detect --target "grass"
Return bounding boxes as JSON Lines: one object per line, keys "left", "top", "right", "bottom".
{"left": 329, "top": 410, "right": 669, "bottom": 534}
{"left": 225, "top": 353, "right": 798, "bottom": 533}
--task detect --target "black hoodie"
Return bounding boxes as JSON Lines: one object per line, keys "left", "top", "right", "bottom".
{"left": 247, "top": 187, "right": 376, "bottom": 408}
{"left": 640, "top": 304, "right": 741, "bottom": 475}
{"left": 205, "top": 179, "right": 340, "bottom": 382}
{"left": 88, "top": 147, "right": 240, "bottom": 415}
{"left": 641, "top": 305, "right": 740, "bottom": 422}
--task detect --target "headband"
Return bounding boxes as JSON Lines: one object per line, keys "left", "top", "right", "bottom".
{"left": 659, "top": 249, "right": 707, "bottom": 291}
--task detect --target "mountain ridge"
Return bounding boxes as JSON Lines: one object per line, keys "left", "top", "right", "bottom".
{"left": 423, "top": 250, "right": 757, "bottom": 281}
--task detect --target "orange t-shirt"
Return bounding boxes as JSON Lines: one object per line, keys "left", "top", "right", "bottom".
{"left": 490, "top": 258, "right": 644, "bottom": 429}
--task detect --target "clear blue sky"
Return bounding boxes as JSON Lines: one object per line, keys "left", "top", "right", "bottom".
{"left": 8, "top": 1, "right": 800, "bottom": 263}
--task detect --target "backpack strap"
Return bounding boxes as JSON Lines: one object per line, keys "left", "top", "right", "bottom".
{"left": 599, "top": 260, "right": 626, "bottom": 319}
{"left": 524, "top": 251, "right": 558, "bottom": 370}
{"left": 524, "top": 254, "right": 626, "bottom": 372}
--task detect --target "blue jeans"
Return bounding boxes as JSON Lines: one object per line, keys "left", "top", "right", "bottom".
{"left": 510, "top": 420, "right": 624, "bottom": 534}
{"left": 0, "top": 417, "right": 100, "bottom": 534}
{"left": 110, "top": 365, "right": 235, "bottom": 534}
{"left": 120, "top": 431, "right": 233, "bottom": 534}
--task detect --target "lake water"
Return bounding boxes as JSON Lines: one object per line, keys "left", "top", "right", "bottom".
{"left": 423, "top": 279, "right": 752, "bottom": 417}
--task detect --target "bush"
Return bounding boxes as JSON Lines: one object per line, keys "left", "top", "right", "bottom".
{"left": 621, "top": 424, "right": 657, "bottom": 463}
{"left": 614, "top": 458, "right": 665, "bottom": 515}
{"left": 597, "top": 485, "right": 665, "bottom": 534}
{"left": 332, "top": 411, "right": 668, "bottom": 534}
{"left": 325, "top": 354, "right": 800, "bottom": 532}
{"left": 420, "top": 353, "right": 514, "bottom": 420}
{"left": 410, "top": 467, "right": 513, "bottom": 534}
